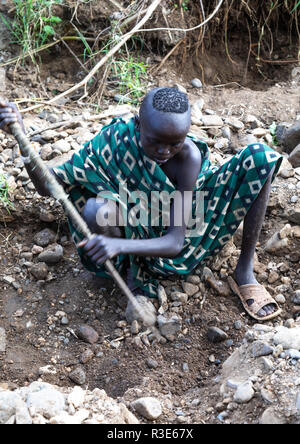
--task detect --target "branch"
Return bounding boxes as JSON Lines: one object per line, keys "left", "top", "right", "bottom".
{"left": 22, "top": 0, "right": 163, "bottom": 113}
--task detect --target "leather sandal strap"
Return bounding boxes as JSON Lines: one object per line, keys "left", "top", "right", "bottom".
{"left": 239, "top": 284, "right": 278, "bottom": 314}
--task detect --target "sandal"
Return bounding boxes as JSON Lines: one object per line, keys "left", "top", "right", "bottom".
{"left": 228, "top": 276, "right": 282, "bottom": 321}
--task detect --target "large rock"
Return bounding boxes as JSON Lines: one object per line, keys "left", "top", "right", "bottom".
{"left": 25, "top": 383, "right": 66, "bottom": 419}
{"left": 131, "top": 397, "right": 162, "bottom": 420}
{"left": 289, "top": 144, "right": 300, "bottom": 168}
{"left": 0, "top": 392, "right": 32, "bottom": 424}
{"left": 278, "top": 122, "right": 300, "bottom": 154}
{"left": 273, "top": 326, "right": 300, "bottom": 350}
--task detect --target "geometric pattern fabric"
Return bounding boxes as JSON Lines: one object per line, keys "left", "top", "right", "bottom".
{"left": 53, "top": 117, "right": 283, "bottom": 297}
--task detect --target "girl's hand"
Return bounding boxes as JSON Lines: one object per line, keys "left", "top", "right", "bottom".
{"left": 77, "top": 235, "right": 122, "bottom": 265}
{"left": 0, "top": 101, "right": 24, "bottom": 134}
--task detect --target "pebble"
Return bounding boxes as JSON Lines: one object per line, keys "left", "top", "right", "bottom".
{"left": 33, "top": 228, "right": 56, "bottom": 247}
{"left": 130, "top": 320, "right": 141, "bottom": 335}
{"left": 233, "top": 320, "right": 243, "bottom": 330}
{"left": 275, "top": 294, "right": 286, "bottom": 304}
{"left": 52, "top": 140, "right": 71, "bottom": 154}
{"left": 30, "top": 262, "right": 49, "bottom": 280}
{"left": 251, "top": 341, "right": 274, "bottom": 358}
{"left": 182, "top": 282, "right": 198, "bottom": 296}
{"left": 145, "top": 358, "right": 159, "bottom": 369}
{"left": 287, "top": 349, "right": 300, "bottom": 360}
{"left": 80, "top": 349, "right": 94, "bottom": 364}
{"left": 157, "top": 313, "right": 182, "bottom": 340}
{"left": 201, "top": 115, "right": 223, "bottom": 127}
{"left": 37, "top": 243, "right": 64, "bottom": 265}
{"left": 76, "top": 325, "right": 99, "bottom": 344}
{"left": 68, "top": 367, "right": 86, "bottom": 385}
{"left": 191, "top": 78, "right": 202, "bottom": 88}
{"left": 233, "top": 381, "right": 255, "bottom": 404}
{"left": 207, "top": 326, "right": 228, "bottom": 343}
{"left": 125, "top": 295, "right": 157, "bottom": 324}
{"left": 293, "top": 290, "right": 300, "bottom": 305}
{"left": 131, "top": 397, "right": 162, "bottom": 420}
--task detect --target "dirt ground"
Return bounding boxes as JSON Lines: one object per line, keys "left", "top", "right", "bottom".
{"left": 0, "top": 11, "right": 300, "bottom": 421}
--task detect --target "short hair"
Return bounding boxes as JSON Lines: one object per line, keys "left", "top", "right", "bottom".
{"left": 151, "top": 88, "right": 189, "bottom": 114}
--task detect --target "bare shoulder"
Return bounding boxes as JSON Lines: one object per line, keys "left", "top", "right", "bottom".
{"left": 182, "top": 138, "right": 202, "bottom": 164}
{"left": 174, "top": 139, "right": 202, "bottom": 189}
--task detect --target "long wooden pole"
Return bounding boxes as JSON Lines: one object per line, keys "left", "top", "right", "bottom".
{"left": 8, "top": 122, "right": 157, "bottom": 328}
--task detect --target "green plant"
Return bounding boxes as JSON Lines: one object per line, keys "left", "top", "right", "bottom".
{"left": 113, "top": 56, "right": 148, "bottom": 104}
{"left": 1, "top": 0, "right": 63, "bottom": 63}
{"left": 173, "top": 0, "right": 190, "bottom": 11}
{"left": 0, "top": 174, "right": 14, "bottom": 212}
{"left": 269, "top": 121, "right": 279, "bottom": 145}
{"left": 291, "top": 0, "right": 300, "bottom": 13}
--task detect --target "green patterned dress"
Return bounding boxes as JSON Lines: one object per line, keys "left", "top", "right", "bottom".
{"left": 53, "top": 116, "right": 282, "bottom": 297}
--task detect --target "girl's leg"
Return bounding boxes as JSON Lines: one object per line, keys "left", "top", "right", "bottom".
{"left": 234, "top": 166, "right": 276, "bottom": 317}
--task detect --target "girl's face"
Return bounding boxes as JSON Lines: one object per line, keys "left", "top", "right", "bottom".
{"left": 139, "top": 112, "right": 190, "bottom": 165}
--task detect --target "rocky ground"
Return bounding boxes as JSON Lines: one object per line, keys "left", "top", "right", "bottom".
{"left": 0, "top": 67, "right": 300, "bottom": 424}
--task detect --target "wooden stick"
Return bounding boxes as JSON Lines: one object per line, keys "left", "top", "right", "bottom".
{"left": 8, "top": 121, "right": 157, "bottom": 328}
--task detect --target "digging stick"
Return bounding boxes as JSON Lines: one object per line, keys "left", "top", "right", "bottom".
{"left": 8, "top": 121, "right": 157, "bottom": 328}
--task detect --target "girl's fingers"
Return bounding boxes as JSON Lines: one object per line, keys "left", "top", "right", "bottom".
{"left": 96, "top": 254, "right": 108, "bottom": 265}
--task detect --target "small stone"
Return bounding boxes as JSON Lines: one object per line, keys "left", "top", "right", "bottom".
{"left": 30, "top": 262, "right": 49, "bottom": 280}
{"left": 125, "top": 295, "right": 157, "bottom": 326}
{"left": 186, "top": 275, "right": 201, "bottom": 285}
{"left": 146, "top": 358, "right": 158, "bottom": 369}
{"left": 131, "top": 397, "right": 162, "bottom": 420}
{"left": 130, "top": 320, "right": 141, "bottom": 335}
{"left": 224, "top": 117, "right": 244, "bottom": 131}
{"left": 76, "top": 324, "right": 99, "bottom": 344}
{"left": 52, "top": 140, "right": 71, "bottom": 154}
{"left": 37, "top": 243, "right": 64, "bottom": 265}
{"left": 39, "top": 209, "right": 55, "bottom": 223}
{"left": 293, "top": 290, "right": 300, "bottom": 305}
{"left": 31, "top": 245, "right": 44, "bottom": 255}
{"left": 80, "top": 349, "right": 94, "bottom": 364}
{"left": 157, "top": 285, "right": 168, "bottom": 313}
{"left": 207, "top": 326, "right": 228, "bottom": 343}
{"left": 275, "top": 294, "right": 286, "bottom": 304}
{"left": 201, "top": 115, "right": 223, "bottom": 127}
{"left": 170, "top": 292, "right": 188, "bottom": 304}
{"left": 173, "top": 83, "right": 187, "bottom": 94}
{"left": 287, "top": 349, "right": 300, "bottom": 359}
{"left": 182, "top": 282, "right": 198, "bottom": 296}
{"left": 234, "top": 320, "right": 243, "bottom": 330}
{"left": 33, "top": 228, "right": 56, "bottom": 247}
{"left": 157, "top": 313, "right": 182, "bottom": 340}
{"left": 191, "top": 78, "right": 202, "bottom": 88}
{"left": 69, "top": 367, "right": 86, "bottom": 385}
{"left": 251, "top": 341, "right": 274, "bottom": 358}
{"left": 251, "top": 128, "right": 268, "bottom": 137}
{"left": 234, "top": 381, "right": 255, "bottom": 404}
